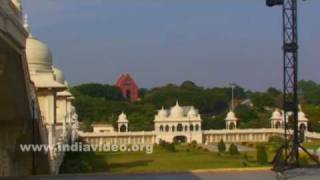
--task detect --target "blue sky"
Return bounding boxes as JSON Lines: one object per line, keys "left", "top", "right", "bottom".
{"left": 23, "top": 0, "right": 320, "bottom": 90}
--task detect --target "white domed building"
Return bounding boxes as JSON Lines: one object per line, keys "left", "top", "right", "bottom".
{"left": 154, "top": 101, "right": 202, "bottom": 143}
{"left": 118, "top": 112, "right": 129, "bottom": 132}
{"left": 269, "top": 106, "right": 308, "bottom": 131}
{"left": 225, "top": 110, "right": 238, "bottom": 130}
{"left": 298, "top": 109, "right": 308, "bottom": 131}
{"left": 270, "top": 109, "right": 283, "bottom": 129}
{"left": 25, "top": 20, "right": 79, "bottom": 174}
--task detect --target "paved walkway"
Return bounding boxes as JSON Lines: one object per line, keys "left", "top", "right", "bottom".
{"left": 15, "top": 168, "right": 320, "bottom": 180}
{"left": 26, "top": 171, "right": 276, "bottom": 180}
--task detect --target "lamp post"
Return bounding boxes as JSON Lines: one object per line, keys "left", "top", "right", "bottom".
{"left": 229, "top": 83, "right": 236, "bottom": 111}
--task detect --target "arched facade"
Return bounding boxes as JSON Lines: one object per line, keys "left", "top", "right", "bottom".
{"left": 117, "top": 112, "right": 129, "bottom": 133}
{"left": 225, "top": 110, "right": 238, "bottom": 130}
{"left": 79, "top": 103, "right": 317, "bottom": 147}
{"left": 154, "top": 102, "right": 202, "bottom": 143}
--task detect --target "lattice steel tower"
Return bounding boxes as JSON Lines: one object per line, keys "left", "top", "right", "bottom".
{"left": 266, "top": 0, "right": 319, "bottom": 170}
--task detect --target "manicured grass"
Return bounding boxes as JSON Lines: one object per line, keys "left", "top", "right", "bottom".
{"left": 60, "top": 144, "right": 273, "bottom": 174}
{"left": 103, "top": 152, "right": 249, "bottom": 173}
{"left": 303, "top": 140, "right": 320, "bottom": 150}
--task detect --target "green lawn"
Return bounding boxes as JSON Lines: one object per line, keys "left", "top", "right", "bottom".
{"left": 303, "top": 140, "right": 320, "bottom": 150}
{"left": 60, "top": 144, "right": 271, "bottom": 174}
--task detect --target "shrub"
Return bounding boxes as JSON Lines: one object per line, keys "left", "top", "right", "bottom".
{"left": 243, "top": 153, "right": 249, "bottom": 161}
{"left": 189, "top": 140, "right": 198, "bottom": 149}
{"left": 229, "top": 143, "right": 240, "bottom": 155}
{"left": 268, "top": 136, "right": 284, "bottom": 144}
{"left": 242, "top": 160, "right": 248, "bottom": 167}
{"left": 256, "top": 145, "right": 268, "bottom": 164}
{"left": 218, "top": 139, "right": 226, "bottom": 153}
{"left": 241, "top": 142, "right": 248, "bottom": 146}
{"left": 159, "top": 140, "right": 176, "bottom": 152}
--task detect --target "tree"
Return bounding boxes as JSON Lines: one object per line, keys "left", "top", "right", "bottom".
{"left": 256, "top": 145, "right": 268, "bottom": 164}
{"left": 180, "top": 80, "right": 199, "bottom": 90}
{"left": 267, "top": 87, "right": 281, "bottom": 96}
{"left": 72, "top": 83, "right": 123, "bottom": 101}
{"left": 218, "top": 139, "right": 226, "bottom": 153}
{"left": 299, "top": 80, "right": 320, "bottom": 105}
{"left": 250, "top": 92, "right": 276, "bottom": 110}
{"left": 229, "top": 143, "right": 239, "bottom": 155}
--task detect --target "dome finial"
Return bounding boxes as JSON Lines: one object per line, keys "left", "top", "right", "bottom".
{"left": 24, "top": 14, "right": 32, "bottom": 35}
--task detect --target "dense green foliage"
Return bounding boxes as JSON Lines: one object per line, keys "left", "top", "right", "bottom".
{"left": 256, "top": 145, "right": 268, "bottom": 165}
{"left": 229, "top": 143, "right": 239, "bottom": 155}
{"left": 60, "top": 151, "right": 108, "bottom": 173}
{"left": 71, "top": 80, "right": 320, "bottom": 132}
{"left": 218, "top": 139, "right": 226, "bottom": 153}
{"left": 72, "top": 83, "right": 124, "bottom": 101}
{"left": 299, "top": 80, "right": 320, "bottom": 105}
{"left": 159, "top": 140, "right": 176, "bottom": 152}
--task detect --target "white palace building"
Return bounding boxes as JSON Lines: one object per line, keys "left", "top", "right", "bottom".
{"left": 80, "top": 102, "right": 320, "bottom": 146}
{"left": 1, "top": 0, "right": 79, "bottom": 175}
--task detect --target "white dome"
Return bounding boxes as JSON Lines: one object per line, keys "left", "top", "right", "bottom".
{"left": 226, "top": 110, "right": 238, "bottom": 121}
{"left": 298, "top": 111, "right": 308, "bottom": 121}
{"left": 158, "top": 107, "right": 167, "bottom": 119}
{"left": 26, "top": 36, "right": 53, "bottom": 73}
{"left": 118, "top": 112, "right": 128, "bottom": 123}
{"left": 170, "top": 101, "right": 183, "bottom": 118}
{"left": 271, "top": 109, "right": 282, "bottom": 120}
{"left": 188, "top": 107, "right": 198, "bottom": 118}
{"left": 53, "top": 67, "right": 65, "bottom": 84}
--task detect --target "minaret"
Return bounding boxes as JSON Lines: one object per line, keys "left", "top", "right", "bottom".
{"left": 225, "top": 87, "right": 238, "bottom": 129}
{"left": 225, "top": 110, "right": 238, "bottom": 130}
{"left": 298, "top": 106, "right": 308, "bottom": 131}
{"left": 23, "top": 13, "right": 33, "bottom": 36}
{"left": 117, "top": 112, "right": 129, "bottom": 132}
{"left": 270, "top": 109, "right": 283, "bottom": 129}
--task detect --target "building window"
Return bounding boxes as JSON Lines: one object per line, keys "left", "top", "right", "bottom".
{"left": 160, "top": 125, "right": 164, "bottom": 132}
{"left": 120, "top": 125, "right": 127, "bottom": 132}
{"left": 184, "top": 125, "right": 188, "bottom": 131}
{"left": 172, "top": 126, "right": 175, "bottom": 132}
{"left": 195, "top": 124, "right": 199, "bottom": 131}
{"left": 190, "top": 124, "right": 194, "bottom": 131}
{"left": 177, "top": 124, "right": 183, "bottom": 132}
{"left": 165, "top": 125, "right": 169, "bottom": 132}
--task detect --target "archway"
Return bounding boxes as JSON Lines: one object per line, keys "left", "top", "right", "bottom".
{"left": 120, "top": 124, "right": 127, "bottom": 132}
{"left": 195, "top": 124, "right": 200, "bottom": 131}
{"left": 173, "top": 136, "right": 187, "bottom": 144}
{"left": 300, "top": 123, "right": 306, "bottom": 131}
{"left": 184, "top": 125, "right": 188, "bottom": 131}
{"left": 177, "top": 124, "right": 183, "bottom": 132}
{"left": 126, "top": 89, "right": 131, "bottom": 100}
{"left": 190, "top": 124, "right": 194, "bottom": 131}
{"left": 160, "top": 125, "right": 164, "bottom": 132}
{"left": 275, "top": 121, "right": 281, "bottom": 129}
{"left": 229, "top": 122, "right": 236, "bottom": 130}
{"left": 165, "top": 125, "right": 169, "bottom": 132}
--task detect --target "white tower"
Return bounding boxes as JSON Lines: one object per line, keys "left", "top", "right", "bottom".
{"left": 225, "top": 110, "right": 238, "bottom": 130}
{"left": 117, "top": 112, "right": 129, "bottom": 132}
{"left": 271, "top": 109, "right": 283, "bottom": 129}
{"left": 298, "top": 107, "right": 308, "bottom": 131}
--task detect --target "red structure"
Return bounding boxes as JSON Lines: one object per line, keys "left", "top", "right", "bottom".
{"left": 115, "top": 74, "right": 140, "bottom": 102}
